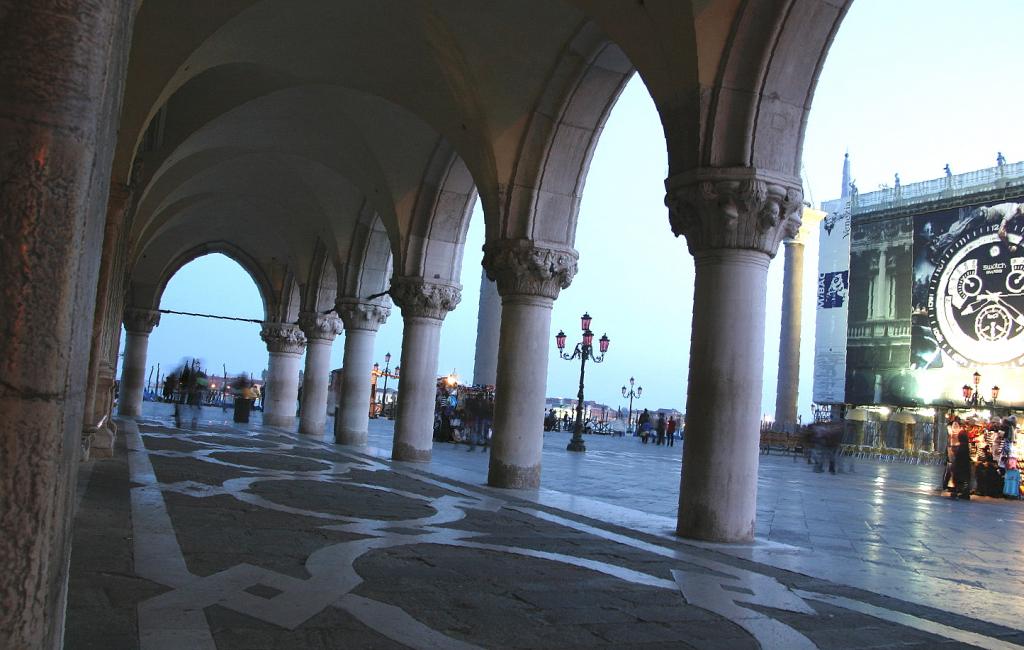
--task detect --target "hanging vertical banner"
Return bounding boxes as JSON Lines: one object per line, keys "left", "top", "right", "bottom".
{"left": 813, "top": 199, "right": 851, "bottom": 403}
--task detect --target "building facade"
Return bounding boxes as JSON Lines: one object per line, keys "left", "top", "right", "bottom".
{"left": 814, "top": 158, "right": 1024, "bottom": 443}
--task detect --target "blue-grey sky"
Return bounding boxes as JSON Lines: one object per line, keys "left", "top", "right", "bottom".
{"left": 141, "top": 0, "right": 1024, "bottom": 419}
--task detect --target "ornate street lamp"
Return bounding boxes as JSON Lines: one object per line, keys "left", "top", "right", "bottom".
{"left": 555, "top": 312, "right": 610, "bottom": 452}
{"left": 961, "top": 383, "right": 974, "bottom": 406}
{"left": 963, "top": 371, "right": 999, "bottom": 408}
{"left": 371, "top": 354, "right": 401, "bottom": 418}
{"left": 621, "top": 377, "right": 642, "bottom": 435}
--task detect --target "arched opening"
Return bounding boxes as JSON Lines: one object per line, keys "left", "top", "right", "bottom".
{"left": 121, "top": 253, "right": 268, "bottom": 410}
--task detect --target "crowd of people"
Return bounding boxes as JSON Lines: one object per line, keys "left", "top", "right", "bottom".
{"left": 941, "top": 414, "right": 1020, "bottom": 500}
{"left": 542, "top": 410, "right": 616, "bottom": 435}
{"left": 634, "top": 409, "right": 680, "bottom": 446}
{"left": 433, "top": 382, "right": 494, "bottom": 450}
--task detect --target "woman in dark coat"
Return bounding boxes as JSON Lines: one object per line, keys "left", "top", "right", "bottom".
{"left": 952, "top": 430, "right": 972, "bottom": 500}
{"left": 637, "top": 409, "right": 651, "bottom": 443}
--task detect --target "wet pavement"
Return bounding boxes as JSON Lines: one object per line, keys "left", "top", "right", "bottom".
{"left": 65, "top": 402, "right": 1024, "bottom": 648}
{"left": 358, "top": 419, "right": 1024, "bottom": 600}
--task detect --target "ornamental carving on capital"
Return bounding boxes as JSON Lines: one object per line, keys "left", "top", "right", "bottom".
{"left": 389, "top": 277, "right": 462, "bottom": 320}
{"left": 298, "top": 312, "right": 343, "bottom": 341}
{"left": 481, "top": 239, "right": 578, "bottom": 299}
{"left": 123, "top": 307, "right": 161, "bottom": 334}
{"left": 260, "top": 323, "right": 307, "bottom": 354}
{"left": 664, "top": 168, "right": 803, "bottom": 257}
{"left": 335, "top": 299, "right": 390, "bottom": 332}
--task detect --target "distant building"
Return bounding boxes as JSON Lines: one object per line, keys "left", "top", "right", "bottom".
{"left": 813, "top": 156, "right": 1024, "bottom": 448}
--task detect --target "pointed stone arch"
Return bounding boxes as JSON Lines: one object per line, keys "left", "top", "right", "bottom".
{"left": 129, "top": 239, "right": 277, "bottom": 321}
{"left": 300, "top": 238, "right": 338, "bottom": 316}
{"left": 494, "top": 23, "right": 634, "bottom": 248}
{"left": 698, "top": 0, "right": 851, "bottom": 176}
{"left": 398, "top": 141, "right": 478, "bottom": 285}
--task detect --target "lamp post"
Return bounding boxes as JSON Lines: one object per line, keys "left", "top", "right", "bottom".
{"left": 555, "top": 312, "right": 610, "bottom": 452}
{"left": 962, "top": 371, "right": 999, "bottom": 408}
{"left": 621, "top": 377, "right": 642, "bottom": 435}
{"left": 372, "top": 353, "right": 401, "bottom": 418}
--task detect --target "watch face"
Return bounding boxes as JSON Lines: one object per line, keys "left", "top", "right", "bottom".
{"left": 928, "top": 224, "right": 1024, "bottom": 366}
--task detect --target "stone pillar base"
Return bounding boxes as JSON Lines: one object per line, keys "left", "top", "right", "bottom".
{"left": 392, "top": 441, "right": 431, "bottom": 463}
{"left": 90, "top": 421, "right": 117, "bottom": 458}
{"left": 334, "top": 428, "right": 368, "bottom": 446}
{"left": 487, "top": 457, "right": 540, "bottom": 489}
{"left": 262, "top": 413, "right": 297, "bottom": 429}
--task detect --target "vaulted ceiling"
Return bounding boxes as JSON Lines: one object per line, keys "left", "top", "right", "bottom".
{"left": 119, "top": 0, "right": 849, "bottom": 313}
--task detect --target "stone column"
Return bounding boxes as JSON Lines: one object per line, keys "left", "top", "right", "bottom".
{"left": 0, "top": 2, "right": 135, "bottom": 647}
{"left": 334, "top": 300, "right": 390, "bottom": 445}
{"left": 483, "top": 240, "right": 578, "bottom": 488}
{"left": 389, "top": 278, "right": 461, "bottom": 461}
{"left": 773, "top": 238, "right": 804, "bottom": 432}
{"left": 666, "top": 168, "right": 803, "bottom": 542}
{"left": 260, "top": 323, "right": 306, "bottom": 428}
{"left": 473, "top": 269, "right": 502, "bottom": 386}
{"left": 118, "top": 308, "right": 161, "bottom": 417}
{"left": 297, "top": 312, "right": 342, "bottom": 435}
{"left": 83, "top": 181, "right": 133, "bottom": 454}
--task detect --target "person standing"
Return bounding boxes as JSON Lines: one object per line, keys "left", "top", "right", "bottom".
{"left": 667, "top": 417, "right": 677, "bottom": 447}
{"left": 465, "top": 394, "right": 480, "bottom": 450}
{"left": 655, "top": 413, "right": 666, "bottom": 446}
{"left": 952, "top": 430, "right": 972, "bottom": 500}
{"left": 479, "top": 393, "right": 494, "bottom": 451}
{"left": 637, "top": 409, "right": 651, "bottom": 443}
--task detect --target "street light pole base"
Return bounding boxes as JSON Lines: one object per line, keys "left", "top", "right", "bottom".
{"left": 566, "top": 438, "right": 586, "bottom": 452}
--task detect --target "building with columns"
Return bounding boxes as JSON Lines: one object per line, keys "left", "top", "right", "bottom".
{"left": 1, "top": 2, "right": 852, "bottom": 646}
{"left": 813, "top": 156, "right": 1024, "bottom": 449}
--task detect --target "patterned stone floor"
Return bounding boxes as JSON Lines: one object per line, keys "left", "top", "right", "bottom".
{"left": 357, "top": 419, "right": 1024, "bottom": 601}
{"left": 66, "top": 410, "right": 1024, "bottom": 648}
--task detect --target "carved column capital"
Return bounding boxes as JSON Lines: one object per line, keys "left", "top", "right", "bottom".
{"left": 481, "top": 239, "right": 579, "bottom": 299}
{"left": 260, "top": 322, "right": 307, "bottom": 354}
{"left": 123, "top": 307, "right": 160, "bottom": 334}
{"left": 390, "top": 277, "right": 461, "bottom": 320}
{"left": 298, "top": 311, "right": 343, "bottom": 341}
{"left": 664, "top": 167, "right": 803, "bottom": 257}
{"left": 335, "top": 299, "right": 390, "bottom": 332}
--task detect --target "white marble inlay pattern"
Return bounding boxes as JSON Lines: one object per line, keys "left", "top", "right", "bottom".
{"left": 512, "top": 507, "right": 1024, "bottom": 650}
{"left": 125, "top": 417, "right": 1024, "bottom": 650}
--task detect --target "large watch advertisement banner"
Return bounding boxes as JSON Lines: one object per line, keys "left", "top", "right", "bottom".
{"left": 911, "top": 198, "right": 1024, "bottom": 407}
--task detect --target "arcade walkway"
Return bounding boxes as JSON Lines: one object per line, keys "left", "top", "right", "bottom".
{"left": 66, "top": 409, "right": 1024, "bottom": 649}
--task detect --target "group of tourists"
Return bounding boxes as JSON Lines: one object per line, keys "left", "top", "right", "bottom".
{"left": 941, "top": 414, "right": 1021, "bottom": 500}
{"left": 634, "top": 409, "right": 680, "bottom": 446}
{"left": 543, "top": 410, "right": 618, "bottom": 435}
{"left": 433, "top": 382, "right": 494, "bottom": 450}
{"left": 543, "top": 410, "right": 572, "bottom": 432}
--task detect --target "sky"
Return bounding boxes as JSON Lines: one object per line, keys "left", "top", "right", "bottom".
{"left": 138, "top": 0, "right": 1024, "bottom": 421}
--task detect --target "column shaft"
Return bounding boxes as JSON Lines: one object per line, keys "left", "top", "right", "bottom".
{"left": 487, "top": 295, "right": 554, "bottom": 488}
{"left": 472, "top": 270, "right": 502, "bottom": 386}
{"left": 392, "top": 317, "right": 443, "bottom": 461}
{"left": 298, "top": 339, "right": 333, "bottom": 435}
{"left": 263, "top": 351, "right": 303, "bottom": 428}
{"left": 335, "top": 329, "right": 377, "bottom": 445}
{"left": 83, "top": 183, "right": 131, "bottom": 449}
{"left": 481, "top": 239, "right": 578, "bottom": 488}
{"left": 774, "top": 240, "right": 804, "bottom": 430}
{"left": 0, "top": 2, "right": 135, "bottom": 647}
{"left": 678, "top": 250, "right": 771, "bottom": 542}
{"left": 118, "top": 331, "right": 151, "bottom": 416}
